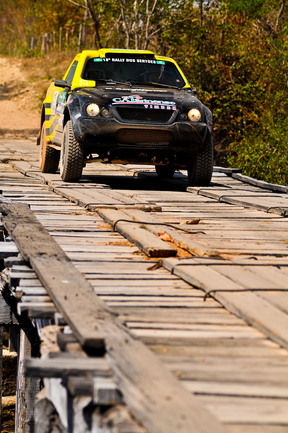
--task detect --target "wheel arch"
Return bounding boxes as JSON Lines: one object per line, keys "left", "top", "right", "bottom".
{"left": 37, "top": 105, "right": 46, "bottom": 146}
{"left": 63, "top": 107, "right": 71, "bottom": 129}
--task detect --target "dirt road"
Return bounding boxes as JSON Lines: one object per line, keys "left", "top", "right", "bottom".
{"left": 0, "top": 57, "right": 42, "bottom": 137}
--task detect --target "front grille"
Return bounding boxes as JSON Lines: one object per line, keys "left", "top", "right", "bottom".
{"left": 116, "top": 129, "right": 173, "bottom": 145}
{"left": 116, "top": 107, "right": 174, "bottom": 123}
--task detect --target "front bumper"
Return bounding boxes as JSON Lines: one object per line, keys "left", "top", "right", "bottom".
{"left": 73, "top": 116, "right": 211, "bottom": 155}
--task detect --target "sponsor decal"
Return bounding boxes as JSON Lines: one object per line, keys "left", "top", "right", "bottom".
{"left": 93, "top": 58, "right": 165, "bottom": 65}
{"left": 51, "top": 91, "right": 59, "bottom": 116}
{"left": 112, "top": 94, "right": 176, "bottom": 110}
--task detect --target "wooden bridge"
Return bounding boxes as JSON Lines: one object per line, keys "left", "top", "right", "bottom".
{"left": 1, "top": 138, "right": 288, "bottom": 433}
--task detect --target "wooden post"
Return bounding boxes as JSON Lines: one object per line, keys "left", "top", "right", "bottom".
{"left": 15, "top": 329, "right": 40, "bottom": 433}
{"left": 35, "top": 388, "right": 67, "bottom": 433}
{"left": 0, "top": 326, "right": 2, "bottom": 431}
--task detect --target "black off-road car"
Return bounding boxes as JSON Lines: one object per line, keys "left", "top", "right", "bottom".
{"left": 39, "top": 49, "right": 213, "bottom": 185}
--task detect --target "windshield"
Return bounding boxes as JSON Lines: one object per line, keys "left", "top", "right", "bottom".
{"left": 83, "top": 57, "right": 186, "bottom": 88}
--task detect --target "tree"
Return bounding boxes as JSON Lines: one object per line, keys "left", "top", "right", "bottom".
{"left": 117, "top": 0, "right": 164, "bottom": 49}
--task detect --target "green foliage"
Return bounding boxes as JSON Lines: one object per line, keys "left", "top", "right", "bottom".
{"left": 227, "top": 113, "right": 288, "bottom": 184}
{"left": 226, "top": 0, "right": 269, "bottom": 18}
{"left": 159, "top": 0, "right": 288, "bottom": 184}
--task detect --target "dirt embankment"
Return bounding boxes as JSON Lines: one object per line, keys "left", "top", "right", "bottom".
{"left": 0, "top": 54, "right": 72, "bottom": 138}
{"left": 0, "top": 58, "right": 40, "bottom": 137}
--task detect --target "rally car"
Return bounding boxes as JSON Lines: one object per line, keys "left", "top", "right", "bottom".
{"left": 38, "top": 49, "right": 213, "bottom": 185}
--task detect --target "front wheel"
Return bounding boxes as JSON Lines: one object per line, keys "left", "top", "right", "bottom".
{"left": 155, "top": 164, "right": 175, "bottom": 179}
{"left": 187, "top": 139, "right": 214, "bottom": 186}
{"left": 60, "top": 120, "right": 84, "bottom": 182}
{"left": 39, "top": 122, "right": 60, "bottom": 173}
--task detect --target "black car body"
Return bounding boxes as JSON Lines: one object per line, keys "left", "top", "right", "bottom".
{"left": 39, "top": 49, "right": 213, "bottom": 184}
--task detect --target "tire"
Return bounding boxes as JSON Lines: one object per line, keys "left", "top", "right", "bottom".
{"left": 187, "top": 139, "right": 214, "bottom": 186}
{"left": 60, "top": 120, "right": 84, "bottom": 182}
{"left": 155, "top": 164, "right": 175, "bottom": 179}
{"left": 39, "top": 122, "right": 60, "bottom": 173}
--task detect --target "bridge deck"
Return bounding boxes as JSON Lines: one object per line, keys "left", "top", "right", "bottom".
{"left": 0, "top": 138, "right": 288, "bottom": 433}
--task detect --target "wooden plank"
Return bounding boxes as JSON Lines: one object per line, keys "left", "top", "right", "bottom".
{"left": 257, "top": 291, "right": 288, "bottom": 314}
{"left": 212, "top": 264, "right": 288, "bottom": 289}
{"left": 97, "top": 208, "right": 177, "bottom": 257}
{"left": 65, "top": 261, "right": 162, "bottom": 274}
{"left": 0, "top": 241, "right": 19, "bottom": 258}
{"left": 93, "top": 377, "right": 123, "bottom": 405}
{"left": 213, "top": 166, "right": 242, "bottom": 175}
{"left": 102, "top": 299, "right": 216, "bottom": 308}
{"left": 150, "top": 343, "right": 288, "bottom": 358}
{"left": 17, "top": 302, "right": 56, "bottom": 317}
{"left": 16, "top": 287, "right": 47, "bottom": 295}
{"left": 200, "top": 395, "right": 288, "bottom": 424}
{"left": 184, "top": 380, "right": 288, "bottom": 398}
{"left": 53, "top": 184, "right": 161, "bottom": 211}
{"left": 162, "top": 360, "right": 288, "bottom": 383}
{"left": 101, "top": 207, "right": 220, "bottom": 258}
{"left": 0, "top": 202, "right": 229, "bottom": 433}
{"left": 163, "top": 258, "right": 288, "bottom": 348}
{"left": 104, "top": 320, "right": 229, "bottom": 433}
{"left": 232, "top": 172, "right": 288, "bottom": 193}
{"left": 141, "top": 336, "right": 280, "bottom": 348}
{"left": 130, "top": 327, "right": 262, "bottom": 340}
{"left": 227, "top": 426, "right": 288, "bottom": 433}
{"left": 25, "top": 357, "right": 112, "bottom": 378}
{"left": 118, "top": 310, "right": 245, "bottom": 325}
{"left": 192, "top": 188, "right": 288, "bottom": 216}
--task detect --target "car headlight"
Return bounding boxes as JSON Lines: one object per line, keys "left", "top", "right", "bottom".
{"left": 188, "top": 108, "right": 201, "bottom": 122}
{"left": 87, "top": 103, "right": 100, "bottom": 116}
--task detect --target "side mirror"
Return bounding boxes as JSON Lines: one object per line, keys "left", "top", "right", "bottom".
{"left": 54, "top": 79, "right": 71, "bottom": 89}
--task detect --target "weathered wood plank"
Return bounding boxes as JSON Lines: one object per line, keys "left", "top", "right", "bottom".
{"left": 0, "top": 241, "right": 19, "bottom": 258}
{"left": 227, "top": 426, "right": 288, "bottom": 433}
{"left": 184, "top": 380, "right": 288, "bottom": 398}
{"left": 232, "top": 172, "right": 288, "bottom": 193}
{"left": 104, "top": 320, "right": 228, "bottom": 433}
{"left": 100, "top": 207, "right": 220, "bottom": 258}
{"left": 163, "top": 258, "right": 288, "bottom": 348}
{"left": 200, "top": 395, "right": 288, "bottom": 424}
{"left": 190, "top": 187, "right": 288, "bottom": 216}
{"left": 97, "top": 208, "right": 177, "bottom": 257}
{"left": 25, "top": 357, "right": 112, "bottom": 378}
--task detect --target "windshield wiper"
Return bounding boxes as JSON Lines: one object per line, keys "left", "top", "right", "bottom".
{"left": 97, "top": 79, "right": 132, "bottom": 87}
{"left": 143, "top": 81, "right": 182, "bottom": 90}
